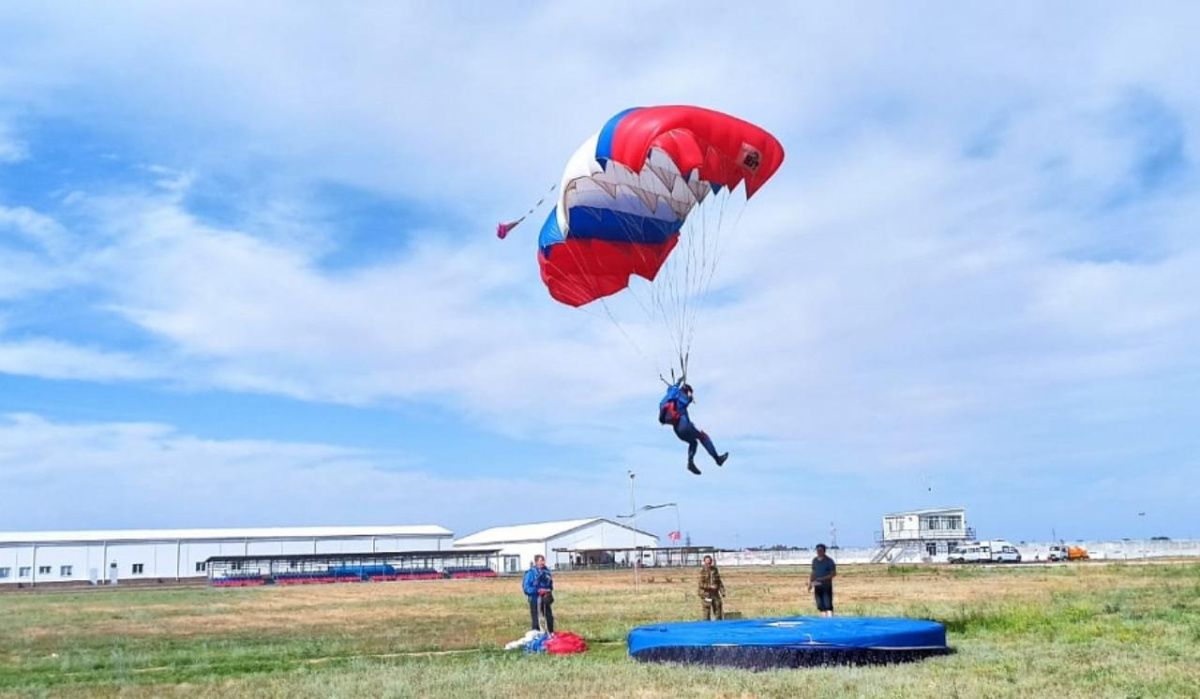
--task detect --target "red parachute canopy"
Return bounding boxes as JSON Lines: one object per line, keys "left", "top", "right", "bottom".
{"left": 534, "top": 105, "right": 784, "bottom": 308}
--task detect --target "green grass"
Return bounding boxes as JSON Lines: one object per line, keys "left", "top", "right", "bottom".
{"left": 1, "top": 563, "right": 1198, "bottom": 697}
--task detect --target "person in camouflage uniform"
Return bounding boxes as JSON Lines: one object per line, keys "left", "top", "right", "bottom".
{"left": 697, "top": 554, "right": 726, "bottom": 620}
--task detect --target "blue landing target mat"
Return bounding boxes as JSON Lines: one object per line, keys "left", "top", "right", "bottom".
{"left": 628, "top": 616, "right": 949, "bottom": 669}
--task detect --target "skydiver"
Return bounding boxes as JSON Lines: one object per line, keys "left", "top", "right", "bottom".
{"left": 659, "top": 379, "right": 729, "bottom": 475}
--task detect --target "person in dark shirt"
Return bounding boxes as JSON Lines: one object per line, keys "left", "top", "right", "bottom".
{"left": 807, "top": 543, "right": 836, "bottom": 617}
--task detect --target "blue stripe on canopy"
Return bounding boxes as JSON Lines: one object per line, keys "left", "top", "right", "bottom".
{"left": 594, "top": 107, "right": 641, "bottom": 167}
{"left": 537, "top": 207, "right": 565, "bottom": 255}
{"left": 563, "top": 206, "right": 680, "bottom": 245}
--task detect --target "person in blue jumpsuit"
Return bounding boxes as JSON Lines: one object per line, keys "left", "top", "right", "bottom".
{"left": 659, "top": 380, "right": 729, "bottom": 475}
{"left": 522, "top": 554, "right": 554, "bottom": 632}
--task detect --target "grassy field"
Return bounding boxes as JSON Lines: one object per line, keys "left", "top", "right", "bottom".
{"left": 1, "top": 562, "right": 1198, "bottom": 698}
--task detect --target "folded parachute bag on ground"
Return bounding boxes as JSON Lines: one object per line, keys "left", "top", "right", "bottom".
{"left": 524, "top": 632, "right": 550, "bottom": 654}
{"left": 504, "top": 631, "right": 588, "bottom": 655}
{"left": 544, "top": 631, "right": 588, "bottom": 655}
{"left": 504, "top": 630, "right": 545, "bottom": 651}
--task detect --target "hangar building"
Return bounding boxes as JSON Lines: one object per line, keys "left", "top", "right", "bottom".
{"left": 0, "top": 525, "right": 452, "bottom": 587}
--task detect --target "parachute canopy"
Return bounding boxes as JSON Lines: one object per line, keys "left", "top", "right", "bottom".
{"left": 537, "top": 106, "right": 784, "bottom": 308}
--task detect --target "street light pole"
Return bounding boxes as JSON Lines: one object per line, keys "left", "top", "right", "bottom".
{"left": 617, "top": 501, "right": 682, "bottom": 564}
{"left": 628, "top": 470, "right": 639, "bottom": 589}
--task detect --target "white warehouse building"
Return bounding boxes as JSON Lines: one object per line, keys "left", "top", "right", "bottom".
{"left": 0, "top": 525, "right": 453, "bottom": 587}
{"left": 454, "top": 518, "right": 658, "bottom": 574}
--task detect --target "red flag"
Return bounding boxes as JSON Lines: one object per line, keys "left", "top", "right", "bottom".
{"left": 668, "top": 530, "right": 682, "bottom": 542}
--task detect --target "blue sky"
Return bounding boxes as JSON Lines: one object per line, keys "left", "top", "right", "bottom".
{"left": 1, "top": 3, "right": 1197, "bottom": 547}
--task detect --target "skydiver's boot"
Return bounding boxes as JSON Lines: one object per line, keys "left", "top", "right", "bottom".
{"left": 687, "top": 462, "right": 701, "bottom": 475}
{"left": 716, "top": 452, "right": 729, "bottom": 467}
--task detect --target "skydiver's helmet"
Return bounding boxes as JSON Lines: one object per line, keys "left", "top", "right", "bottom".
{"left": 681, "top": 383, "right": 693, "bottom": 397}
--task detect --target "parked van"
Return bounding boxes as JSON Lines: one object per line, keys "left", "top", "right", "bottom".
{"left": 989, "top": 540, "right": 1022, "bottom": 563}
{"left": 948, "top": 543, "right": 987, "bottom": 563}
{"left": 948, "top": 540, "right": 1022, "bottom": 564}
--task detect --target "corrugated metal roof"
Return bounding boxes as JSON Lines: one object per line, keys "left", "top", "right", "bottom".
{"left": 0, "top": 525, "right": 453, "bottom": 545}
{"left": 454, "top": 517, "right": 658, "bottom": 546}
{"left": 454, "top": 518, "right": 600, "bottom": 546}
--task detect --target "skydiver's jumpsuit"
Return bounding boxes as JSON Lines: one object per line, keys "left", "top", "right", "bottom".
{"left": 660, "top": 384, "right": 721, "bottom": 465}
{"left": 522, "top": 566, "right": 554, "bottom": 633}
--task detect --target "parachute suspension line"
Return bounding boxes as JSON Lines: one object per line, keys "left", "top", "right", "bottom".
{"left": 553, "top": 203, "right": 669, "bottom": 379}
{"left": 665, "top": 176, "right": 701, "bottom": 365}
{"left": 602, "top": 199, "right": 683, "bottom": 378}
{"left": 682, "top": 188, "right": 720, "bottom": 358}
{"left": 611, "top": 208, "right": 666, "bottom": 326}
{"left": 539, "top": 225, "right": 661, "bottom": 378}
{"left": 626, "top": 213, "right": 689, "bottom": 381}
{"left": 681, "top": 190, "right": 699, "bottom": 358}
{"left": 654, "top": 233, "right": 683, "bottom": 367}
{"left": 672, "top": 182, "right": 714, "bottom": 370}
{"left": 596, "top": 294, "right": 661, "bottom": 376}
{"left": 496, "top": 183, "right": 557, "bottom": 239}
{"left": 683, "top": 191, "right": 726, "bottom": 357}
{"left": 697, "top": 189, "right": 717, "bottom": 349}
{"left": 640, "top": 163, "right": 729, "bottom": 380}
{"left": 707, "top": 189, "right": 747, "bottom": 296}
{"left": 684, "top": 188, "right": 748, "bottom": 357}
{"left": 682, "top": 181, "right": 701, "bottom": 343}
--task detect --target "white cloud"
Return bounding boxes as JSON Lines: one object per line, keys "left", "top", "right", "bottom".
{"left": 0, "top": 203, "right": 71, "bottom": 255}
{"left": 0, "top": 203, "right": 78, "bottom": 299}
{"left": 0, "top": 413, "right": 639, "bottom": 535}
{"left": 0, "top": 5, "right": 1185, "bottom": 207}
{"left": 0, "top": 337, "right": 159, "bottom": 382}
{"left": 0, "top": 121, "right": 24, "bottom": 163}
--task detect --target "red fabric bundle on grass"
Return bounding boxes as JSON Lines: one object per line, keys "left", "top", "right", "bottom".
{"left": 544, "top": 632, "right": 588, "bottom": 655}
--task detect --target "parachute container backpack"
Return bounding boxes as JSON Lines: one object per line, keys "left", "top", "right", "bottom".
{"left": 628, "top": 617, "right": 950, "bottom": 670}
{"left": 505, "top": 105, "right": 785, "bottom": 378}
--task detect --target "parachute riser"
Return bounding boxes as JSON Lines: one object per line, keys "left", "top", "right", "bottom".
{"left": 497, "top": 183, "right": 557, "bottom": 239}
{"left": 658, "top": 354, "right": 688, "bottom": 387}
